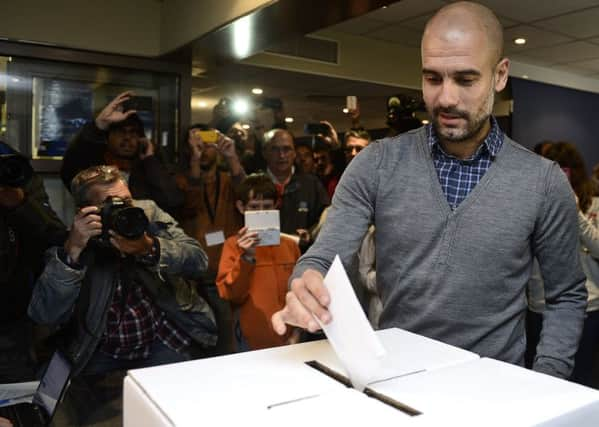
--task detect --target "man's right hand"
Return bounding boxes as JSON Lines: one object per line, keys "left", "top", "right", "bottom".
{"left": 64, "top": 206, "right": 102, "bottom": 264}
{"left": 271, "top": 269, "right": 332, "bottom": 335}
{"left": 95, "top": 91, "right": 137, "bottom": 131}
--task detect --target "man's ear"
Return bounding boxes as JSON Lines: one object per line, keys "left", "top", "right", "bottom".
{"left": 494, "top": 57, "right": 510, "bottom": 92}
{"left": 235, "top": 200, "right": 245, "bottom": 215}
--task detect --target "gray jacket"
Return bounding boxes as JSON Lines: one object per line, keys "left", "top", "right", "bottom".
{"left": 293, "top": 126, "right": 587, "bottom": 379}
{"left": 28, "top": 199, "right": 215, "bottom": 374}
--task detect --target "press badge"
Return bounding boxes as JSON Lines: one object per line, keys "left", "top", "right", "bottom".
{"left": 205, "top": 230, "right": 225, "bottom": 246}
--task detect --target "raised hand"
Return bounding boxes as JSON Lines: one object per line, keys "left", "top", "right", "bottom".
{"left": 95, "top": 91, "right": 137, "bottom": 131}
{"left": 138, "top": 137, "right": 155, "bottom": 160}
{"left": 236, "top": 226, "right": 259, "bottom": 258}
{"left": 64, "top": 206, "right": 102, "bottom": 263}
{"left": 216, "top": 132, "right": 238, "bottom": 160}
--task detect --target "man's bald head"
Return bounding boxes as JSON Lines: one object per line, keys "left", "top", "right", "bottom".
{"left": 423, "top": 1, "right": 504, "bottom": 66}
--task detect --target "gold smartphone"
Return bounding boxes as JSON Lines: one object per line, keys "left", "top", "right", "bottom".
{"left": 194, "top": 129, "right": 218, "bottom": 144}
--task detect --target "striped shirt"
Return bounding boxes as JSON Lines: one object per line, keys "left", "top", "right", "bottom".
{"left": 427, "top": 117, "right": 504, "bottom": 209}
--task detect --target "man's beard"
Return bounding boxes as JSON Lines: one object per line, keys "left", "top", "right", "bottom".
{"left": 431, "top": 88, "right": 494, "bottom": 143}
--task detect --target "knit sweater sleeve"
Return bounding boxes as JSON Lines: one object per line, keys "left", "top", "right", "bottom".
{"left": 290, "top": 141, "right": 380, "bottom": 282}
{"left": 216, "top": 236, "right": 254, "bottom": 304}
{"left": 532, "top": 163, "right": 588, "bottom": 379}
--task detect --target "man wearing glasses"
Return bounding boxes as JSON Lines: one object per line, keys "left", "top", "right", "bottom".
{"left": 263, "top": 129, "right": 329, "bottom": 251}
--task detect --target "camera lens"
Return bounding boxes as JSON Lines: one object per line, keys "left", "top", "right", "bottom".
{"left": 111, "top": 207, "right": 149, "bottom": 240}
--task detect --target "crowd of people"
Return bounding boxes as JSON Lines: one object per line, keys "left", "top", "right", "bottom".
{"left": 1, "top": 1, "right": 598, "bottom": 425}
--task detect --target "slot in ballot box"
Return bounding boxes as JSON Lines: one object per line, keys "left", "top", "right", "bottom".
{"left": 123, "top": 328, "right": 599, "bottom": 427}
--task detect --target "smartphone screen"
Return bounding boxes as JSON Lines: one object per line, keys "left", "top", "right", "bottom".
{"left": 196, "top": 129, "right": 218, "bottom": 143}
{"left": 346, "top": 96, "right": 357, "bottom": 110}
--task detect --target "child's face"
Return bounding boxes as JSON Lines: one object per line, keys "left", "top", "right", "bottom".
{"left": 245, "top": 196, "right": 275, "bottom": 211}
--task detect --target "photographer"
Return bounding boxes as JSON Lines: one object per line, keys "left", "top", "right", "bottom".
{"left": 60, "top": 91, "right": 184, "bottom": 215}
{"left": 0, "top": 142, "right": 67, "bottom": 382}
{"left": 28, "top": 165, "right": 216, "bottom": 376}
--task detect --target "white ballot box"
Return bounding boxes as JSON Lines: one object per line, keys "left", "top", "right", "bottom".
{"left": 123, "top": 328, "right": 599, "bottom": 427}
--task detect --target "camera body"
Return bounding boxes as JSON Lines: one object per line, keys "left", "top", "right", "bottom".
{"left": 304, "top": 123, "right": 330, "bottom": 135}
{"left": 0, "top": 154, "right": 34, "bottom": 187}
{"left": 94, "top": 196, "right": 149, "bottom": 248}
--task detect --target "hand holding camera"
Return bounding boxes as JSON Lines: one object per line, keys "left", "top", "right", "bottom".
{"left": 108, "top": 230, "right": 154, "bottom": 257}
{"left": 65, "top": 206, "right": 103, "bottom": 263}
{"left": 95, "top": 91, "right": 138, "bottom": 131}
{"left": 216, "top": 133, "right": 237, "bottom": 160}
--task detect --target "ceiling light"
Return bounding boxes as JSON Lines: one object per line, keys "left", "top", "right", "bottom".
{"left": 11, "top": 77, "right": 19, "bottom": 82}
{"left": 513, "top": 38, "right": 526, "bottom": 45}
{"left": 284, "top": 117, "right": 294, "bottom": 123}
{"left": 198, "top": 101, "right": 207, "bottom": 108}
{"left": 242, "top": 124, "right": 251, "bottom": 130}
{"left": 342, "top": 107, "right": 349, "bottom": 114}
{"left": 233, "top": 98, "right": 249, "bottom": 115}
{"left": 522, "top": 75, "right": 529, "bottom": 79}
{"left": 252, "top": 88, "right": 263, "bottom": 95}
{"left": 421, "top": 119, "right": 430, "bottom": 125}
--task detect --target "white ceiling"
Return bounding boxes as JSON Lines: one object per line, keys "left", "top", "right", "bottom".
{"left": 191, "top": 0, "right": 599, "bottom": 134}
{"left": 328, "top": 0, "right": 599, "bottom": 77}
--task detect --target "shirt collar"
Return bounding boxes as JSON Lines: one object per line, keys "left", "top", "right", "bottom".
{"left": 266, "top": 166, "right": 295, "bottom": 185}
{"left": 426, "top": 116, "right": 504, "bottom": 160}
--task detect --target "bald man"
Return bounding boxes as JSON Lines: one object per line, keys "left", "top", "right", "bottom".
{"left": 272, "top": 1, "right": 586, "bottom": 379}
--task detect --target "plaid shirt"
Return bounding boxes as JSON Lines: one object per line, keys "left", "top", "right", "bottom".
{"left": 427, "top": 117, "right": 504, "bottom": 210}
{"left": 99, "top": 268, "right": 190, "bottom": 360}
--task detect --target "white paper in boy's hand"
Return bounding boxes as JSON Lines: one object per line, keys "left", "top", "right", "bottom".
{"left": 245, "top": 210, "right": 280, "bottom": 246}
{"left": 316, "top": 255, "right": 387, "bottom": 391}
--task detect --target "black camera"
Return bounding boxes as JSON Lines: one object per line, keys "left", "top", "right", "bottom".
{"left": 96, "top": 197, "right": 149, "bottom": 247}
{"left": 0, "top": 154, "right": 34, "bottom": 187}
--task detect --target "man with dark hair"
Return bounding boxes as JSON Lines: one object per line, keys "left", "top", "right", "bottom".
{"left": 343, "top": 129, "right": 371, "bottom": 163}
{"left": 60, "top": 91, "right": 183, "bottom": 214}
{"left": 29, "top": 165, "right": 216, "bottom": 376}
{"left": 0, "top": 142, "right": 66, "bottom": 383}
{"left": 273, "top": 1, "right": 587, "bottom": 380}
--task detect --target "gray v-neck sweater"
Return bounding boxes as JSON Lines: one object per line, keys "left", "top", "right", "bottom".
{"left": 293, "top": 126, "right": 587, "bottom": 379}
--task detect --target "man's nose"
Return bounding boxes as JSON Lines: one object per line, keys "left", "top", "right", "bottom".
{"left": 438, "top": 81, "right": 459, "bottom": 108}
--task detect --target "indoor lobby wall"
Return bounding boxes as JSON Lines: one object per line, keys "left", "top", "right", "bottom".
{"left": 511, "top": 77, "right": 599, "bottom": 171}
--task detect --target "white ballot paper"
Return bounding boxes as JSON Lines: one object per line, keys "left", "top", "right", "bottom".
{"left": 245, "top": 210, "right": 280, "bottom": 246}
{"left": 316, "top": 255, "right": 387, "bottom": 391}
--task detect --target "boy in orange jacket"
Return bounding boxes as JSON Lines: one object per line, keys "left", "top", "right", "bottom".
{"left": 216, "top": 174, "right": 300, "bottom": 351}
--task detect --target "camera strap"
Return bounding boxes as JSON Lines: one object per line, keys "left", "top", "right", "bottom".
{"left": 203, "top": 172, "right": 221, "bottom": 224}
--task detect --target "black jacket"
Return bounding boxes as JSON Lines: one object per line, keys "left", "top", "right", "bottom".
{"left": 0, "top": 142, "right": 67, "bottom": 323}
{"left": 60, "top": 122, "right": 184, "bottom": 215}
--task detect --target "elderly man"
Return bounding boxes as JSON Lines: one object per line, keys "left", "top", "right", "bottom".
{"left": 29, "top": 165, "right": 216, "bottom": 376}
{"left": 263, "top": 129, "right": 329, "bottom": 249}
{"left": 272, "top": 1, "right": 587, "bottom": 379}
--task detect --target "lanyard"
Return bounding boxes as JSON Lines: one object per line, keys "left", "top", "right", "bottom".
{"left": 203, "top": 172, "right": 221, "bottom": 224}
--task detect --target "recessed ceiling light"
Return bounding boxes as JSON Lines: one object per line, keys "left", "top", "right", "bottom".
{"left": 522, "top": 75, "right": 529, "bottom": 79}
{"left": 342, "top": 107, "right": 349, "bottom": 114}
{"left": 198, "top": 101, "right": 207, "bottom": 108}
{"left": 11, "top": 77, "right": 19, "bottom": 82}
{"left": 421, "top": 119, "right": 430, "bottom": 125}
{"left": 513, "top": 37, "right": 526, "bottom": 45}
{"left": 284, "top": 117, "right": 294, "bottom": 123}
{"left": 252, "top": 88, "right": 263, "bottom": 95}
{"left": 242, "top": 124, "right": 251, "bottom": 129}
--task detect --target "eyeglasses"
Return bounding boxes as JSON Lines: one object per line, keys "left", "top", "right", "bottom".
{"left": 268, "top": 146, "right": 294, "bottom": 155}
{"left": 344, "top": 145, "right": 365, "bottom": 153}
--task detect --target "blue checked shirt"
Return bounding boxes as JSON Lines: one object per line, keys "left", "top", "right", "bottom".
{"left": 427, "top": 117, "right": 504, "bottom": 210}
